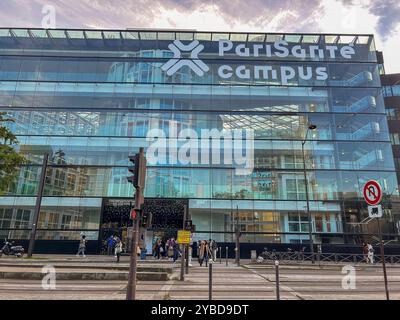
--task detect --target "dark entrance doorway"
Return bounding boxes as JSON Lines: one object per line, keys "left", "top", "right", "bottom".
{"left": 143, "top": 199, "right": 188, "bottom": 242}
{"left": 99, "top": 198, "right": 133, "bottom": 254}
{"left": 99, "top": 198, "right": 188, "bottom": 254}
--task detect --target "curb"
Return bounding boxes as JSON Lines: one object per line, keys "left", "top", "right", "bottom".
{"left": 0, "top": 271, "right": 170, "bottom": 281}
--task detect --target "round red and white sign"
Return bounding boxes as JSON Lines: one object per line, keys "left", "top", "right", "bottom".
{"left": 363, "top": 180, "right": 382, "bottom": 205}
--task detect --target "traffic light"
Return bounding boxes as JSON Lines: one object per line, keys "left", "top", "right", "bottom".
{"left": 127, "top": 151, "right": 147, "bottom": 189}
{"left": 140, "top": 211, "right": 152, "bottom": 228}
{"left": 127, "top": 154, "right": 140, "bottom": 188}
{"left": 127, "top": 148, "right": 147, "bottom": 211}
{"left": 130, "top": 208, "right": 138, "bottom": 220}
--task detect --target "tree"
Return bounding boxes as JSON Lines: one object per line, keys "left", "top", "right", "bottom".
{"left": 0, "top": 112, "right": 26, "bottom": 195}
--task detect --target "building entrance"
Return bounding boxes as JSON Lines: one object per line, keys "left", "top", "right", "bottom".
{"left": 99, "top": 198, "right": 188, "bottom": 254}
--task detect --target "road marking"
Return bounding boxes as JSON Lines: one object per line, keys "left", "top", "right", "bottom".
{"left": 153, "top": 280, "right": 175, "bottom": 299}
{"left": 248, "top": 268, "right": 307, "bottom": 300}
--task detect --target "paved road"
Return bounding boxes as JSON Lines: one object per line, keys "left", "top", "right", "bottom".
{"left": 1, "top": 262, "right": 400, "bottom": 300}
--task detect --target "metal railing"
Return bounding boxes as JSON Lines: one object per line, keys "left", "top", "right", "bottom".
{"left": 255, "top": 251, "right": 400, "bottom": 265}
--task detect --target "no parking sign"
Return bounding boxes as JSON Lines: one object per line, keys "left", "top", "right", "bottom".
{"left": 363, "top": 180, "right": 382, "bottom": 206}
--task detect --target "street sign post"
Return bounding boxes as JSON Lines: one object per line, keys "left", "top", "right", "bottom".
{"left": 368, "top": 205, "right": 383, "bottom": 218}
{"left": 177, "top": 230, "right": 191, "bottom": 244}
{"left": 184, "top": 220, "right": 193, "bottom": 231}
{"left": 363, "top": 180, "right": 389, "bottom": 300}
{"left": 363, "top": 180, "right": 382, "bottom": 205}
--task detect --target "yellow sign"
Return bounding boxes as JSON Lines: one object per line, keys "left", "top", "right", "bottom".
{"left": 177, "top": 230, "right": 191, "bottom": 244}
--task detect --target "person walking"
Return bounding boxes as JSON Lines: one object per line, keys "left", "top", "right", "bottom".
{"left": 76, "top": 235, "right": 87, "bottom": 258}
{"left": 367, "top": 243, "right": 375, "bottom": 264}
{"left": 362, "top": 242, "right": 369, "bottom": 263}
{"left": 153, "top": 238, "right": 159, "bottom": 258}
{"left": 210, "top": 239, "right": 218, "bottom": 261}
{"left": 160, "top": 239, "right": 166, "bottom": 259}
{"left": 106, "top": 235, "right": 115, "bottom": 256}
{"left": 203, "top": 240, "right": 210, "bottom": 267}
{"left": 172, "top": 238, "right": 180, "bottom": 263}
{"left": 156, "top": 238, "right": 162, "bottom": 260}
{"left": 115, "top": 238, "right": 123, "bottom": 263}
{"left": 198, "top": 240, "right": 205, "bottom": 266}
{"left": 167, "top": 238, "right": 174, "bottom": 260}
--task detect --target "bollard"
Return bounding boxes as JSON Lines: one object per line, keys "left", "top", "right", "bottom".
{"left": 334, "top": 253, "right": 338, "bottom": 263}
{"left": 390, "top": 256, "right": 394, "bottom": 265}
{"left": 353, "top": 255, "right": 357, "bottom": 264}
{"left": 275, "top": 260, "right": 280, "bottom": 300}
{"left": 219, "top": 246, "right": 222, "bottom": 264}
{"left": 209, "top": 259, "right": 213, "bottom": 300}
{"left": 225, "top": 246, "right": 228, "bottom": 267}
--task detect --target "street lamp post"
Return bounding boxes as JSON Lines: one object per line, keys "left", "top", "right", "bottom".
{"left": 301, "top": 124, "right": 316, "bottom": 264}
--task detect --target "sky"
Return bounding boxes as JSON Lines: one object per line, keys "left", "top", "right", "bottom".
{"left": 0, "top": 0, "right": 399, "bottom": 73}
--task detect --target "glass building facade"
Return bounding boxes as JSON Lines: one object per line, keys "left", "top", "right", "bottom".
{"left": 0, "top": 28, "right": 399, "bottom": 253}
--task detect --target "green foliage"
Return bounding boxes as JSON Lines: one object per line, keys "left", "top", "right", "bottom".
{"left": 0, "top": 112, "right": 26, "bottom": 195}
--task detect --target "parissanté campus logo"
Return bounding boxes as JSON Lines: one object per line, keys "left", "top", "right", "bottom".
{"left": 161, "top": 40, "right": 209, "bottom": 76}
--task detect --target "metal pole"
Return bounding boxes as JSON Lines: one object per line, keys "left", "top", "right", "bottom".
{"left": 180, "top": 204, "right": 188, "bottom": 280}
{"left": 275, "top": 260, "right": 280, "bottom": 300}
{"left": 235, "top": 206, "right": 240, "bottom": 266}
{"left": 126, "top": 214, "right": 140, "bottom": 300}
{"left": 302, "top": 141, "right": 315, "bottom": 264}
{"left": 377, "top": 218, "right": 390, "bottom": 300}
{"left": 185, "top": 244, "right": 189, "bottom": 274}
{"left": 219, "top": 246, "right": 222, "bottom": 264}
{"left": 28, "top": 153, "right": 48, "bottom": 258}
{"left": 126, "top": 147, "right": 146, "bottom": 300}
{"left": 209, "top": 260, "right": 213, "bottom": 300}
{"left": 226, "top": 246, "right": 228, "bottom": 267}
{"left": 180, "top": 245, "right": 186, "bottom": 281}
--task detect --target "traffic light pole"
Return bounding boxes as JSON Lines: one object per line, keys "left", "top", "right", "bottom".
{"left": 126, "top": 209, "right": 140, "bottom": 300}
{"left": 126, "top": 147, "right": 146, "bottom": 300}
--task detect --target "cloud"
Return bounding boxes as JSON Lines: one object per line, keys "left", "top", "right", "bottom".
{"left": 0, "top": 0, "right": 398, "bottom": 72}
{"left": 368, "top": 0, "right": 400, "bottom": 40}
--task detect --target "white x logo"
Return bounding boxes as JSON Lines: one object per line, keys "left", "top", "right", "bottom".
{"left": 161, "top": 40, "right": 209, "bottom": 77}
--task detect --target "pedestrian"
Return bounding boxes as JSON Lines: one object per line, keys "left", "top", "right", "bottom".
{"left": 158, "top": 240, "right": 164, "bottom": 259}
{"left": 362, "top": 242, "right": 369, "bottom": 263}
{"left": 204, "top": 240, "right": 210, "bottom": 267}
{"left": 210, "top": 239, "right": 218, "bottom": 261}
{"left": 156, "top": 238, "right": 163, "bottom": 260}
{"left": 160, "top": 240, "right": 166, "bottom": 259}
{"left": 76, "top": 235, "right": 87, "bottom": 258}
{"left": 198, "top": 240, "right": 205, "bottom": 266}
{"left": 172, "top": 238, "right": 180, "bottom": 263}
{"left": 367, "top": 243, "right": 375, "bottom": 264}
{"left": 153, "top": 238, "right": 159, "bottom": 258}
{"left": 167, "top": 238, "right": 174, "bottom": 260}
{"left": 107, "top": 235, "right": 115, "bottom": 256}
{"left": 115, "top": 239, "right": 123, "bottom": 263}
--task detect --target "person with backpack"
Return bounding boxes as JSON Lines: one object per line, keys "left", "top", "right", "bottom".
{"left": 76, "top": 235, "right": 87, "bottom": 258}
